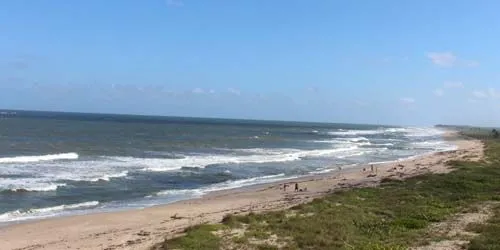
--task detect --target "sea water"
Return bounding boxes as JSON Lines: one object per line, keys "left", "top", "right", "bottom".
{"left": 0, "top": 111, "right": 456, "bottom": 224}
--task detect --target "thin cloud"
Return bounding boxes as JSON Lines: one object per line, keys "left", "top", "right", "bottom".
{"left": 426, "top": 52, "right": 478, "bottom": 68}
{"left": 427, "top": 52, "right": 457, "bottom": 67}
{"left": 470, "top": 88, "right": 500, "bottom": 100}
{"left": 400, "top": 97, "right": 415, "bottom": 104}
{"left": 306, "top": 86, "right": 319, "bottom": 93}
{"left": 472, "top": 90, "right": 488, "bottom": 99}
{"left": 488, "top": 88, "right": 500, "bottom": 98}
{"left": 227, "top": 88, "right": 241, "bottom": 95}
{"left": 464, "top": 60, "right": 479, "bottom": 67}
{"left": 433, "top": 81, "right": 464, "bottom": 97}
{"left": 192, "top": 88, "right": 204, "bottom": 94}
{"left": 433, "top": 88, "right": 444, "bottom": 97}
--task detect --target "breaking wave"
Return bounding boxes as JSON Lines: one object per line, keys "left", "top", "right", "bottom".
{"left": 155, "top": 173, "right": 295, "bottom": 198}
{"left": 0, "top": 153, "right": 79, "bottom": 164}
{"left": 0, "top": 201, "right": 100, "bottom": 222}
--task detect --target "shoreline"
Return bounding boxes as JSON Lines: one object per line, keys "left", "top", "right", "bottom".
{"left": 0, "top": 131, "right": 484, "bottom": 250}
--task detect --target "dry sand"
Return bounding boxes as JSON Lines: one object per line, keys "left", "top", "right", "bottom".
{"left": 0, "top": 132, "right": 484, "bottom": 250}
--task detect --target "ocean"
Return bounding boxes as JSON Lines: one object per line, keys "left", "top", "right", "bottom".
{"left": 0, "top": 111, "right": 456, "bottom": 224}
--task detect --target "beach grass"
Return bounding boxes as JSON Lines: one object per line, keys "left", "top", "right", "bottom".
{"left": 157, "top": 137, "right": 500, "bottom": 250}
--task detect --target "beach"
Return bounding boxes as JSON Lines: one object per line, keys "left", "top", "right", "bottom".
{"left": 0, "top": 132, "right": 484, "bottom": 250}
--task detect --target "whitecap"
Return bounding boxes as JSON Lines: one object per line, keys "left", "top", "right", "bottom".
{"left": 0, "top": 153, "right": 79, "bottom": 164}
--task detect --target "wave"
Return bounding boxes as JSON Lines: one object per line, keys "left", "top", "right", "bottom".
{"left": 6, "top": 183, "right": 67, "bottom": 193}
{"left": 384, "top": 128, "right": 407, "bottom": 133}
{"left": 155, "top": 173, "right": 295, "bottom": 198}
{"left": 0, "top": 153, "right": 79, "bottom": 164}
{"left": 139, "top": 146, "right": 360, "bottom": 172}
{"left": 313, "top": 136, "right": 369, "bottom": 144}
{"left": 400, "top": 128, "right": 447, "bottom": 137}
{"left": 0, "top": 178, "right": 67, "bottom": 193}
{"left": 328, "top": 130, "right": 381, "bottom": 136}
{"left": 87, "top": 171, "right": 129, "bottom": 182}
{"left": 326, "top": 127, "right": 446, "bottom": 138}
{"left": 0, "top": 201, "right": 99, "bottom": 222}
{"left": 372, "top": 143, "right": 394, "bottom": 146}
{"left": 411, "top": 141, "right": 457, "bottom": 151}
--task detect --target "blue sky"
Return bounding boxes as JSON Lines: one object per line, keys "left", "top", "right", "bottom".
{"left": 1, "top": 0, "right": 500, "bottom": 126}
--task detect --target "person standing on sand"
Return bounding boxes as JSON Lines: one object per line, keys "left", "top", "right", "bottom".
{"left": 295, "top": 182, "right": 299, "bottom": 192}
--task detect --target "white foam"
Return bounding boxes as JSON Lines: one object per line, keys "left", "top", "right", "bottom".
{"left": 347, "top": 137, "right": 370, "bottom": 142}
{"left": 156, "top": 188, "right": 205, "bottom": 197}
{"left": 0, "top": 201, "right": 99, "bottom": 222}
{"left": 87, "top": 171, "right": 129, "bottom": 182}
{"left": 15, "top": 183, "right": 66, "bottom": 192}
{"left": 328, "top": 130, "right": 381, "bottom": 136}
{"left": 412, "top": 141, "right": 457, "bottom": 151}
{"left": 0, "top": 178, "right": 66, "bottom": 192}
{"left": 401, "top": 127, "right": 447, "bottom": 137}
{"left": 155, "top": 173, "right": 296, "bottom": 198}
{"left": 384, "top": 128, "right": 407, "bottom": 133}
{"left": 314, "top": 137, "right": 369, "bottom": 144}
{"left": 141, "top": 146, "right": 360, "bottom": 172}
{"left": 0, "top": 153, "right": 79, "bottom": 164}
{"left": 373, "top": 143, "right": 394, "bottom": 146}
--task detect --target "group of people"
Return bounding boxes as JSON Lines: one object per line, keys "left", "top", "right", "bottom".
{"left": 363, "top": 164, "right": 378, "bottom": 173}
{"left": 282, "top": 182, "right": 306, "bottom": 192}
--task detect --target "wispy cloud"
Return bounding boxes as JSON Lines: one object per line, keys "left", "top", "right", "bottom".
{"left": 433, "top": 81, "right": 464, "bottom": 97}
{"left": 488, "top": 88, "right": 500, "bottom": 98}
{"left": 306, "top": 86, "right": 319, "bottom": 93}
{"left": 400, "top": 97, "right": 415, "bottom": 104}
{"left": 192, "top": 88, "right": 204, "bottom": 94}
{"left": 427, "top": 52, "right": 457, "bottom": 67}
{"left": 227, "top": 88, "right": 241, "bottom": 95}
{"left": 433, "top": 88, "right": 444, "bottom": 97}
{"left": 470, "top": 88, "right": 500, "bottom": 100}
{"left": 426, "top": 52, "right": 478, "bottom": 68}
{"left": 166, "top": 0, "right": 183, "bottom": 7}
{"left": 472, "top": 90, "right": 488, "bottom": 99}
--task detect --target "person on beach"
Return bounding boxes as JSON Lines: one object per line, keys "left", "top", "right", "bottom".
{"left": 295, "top": 182, "right": 299, "bottom": 192}
{"left": 370, "top": 164, "right": 374, "bottom": 172}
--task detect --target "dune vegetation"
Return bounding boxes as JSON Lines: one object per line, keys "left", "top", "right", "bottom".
{"left": 156, "top": 131, "right": 500, "bottom": 250}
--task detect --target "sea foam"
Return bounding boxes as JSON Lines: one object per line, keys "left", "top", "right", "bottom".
{"left": 0, "top": 153, "right": 79, "bottom": 163}
{"left": 0, "top": 201, "right": 99, "bottom": 222}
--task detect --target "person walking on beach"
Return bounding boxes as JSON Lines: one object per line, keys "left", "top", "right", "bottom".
{"left": 295, "top": 182, "right": 299, "bottom": 192}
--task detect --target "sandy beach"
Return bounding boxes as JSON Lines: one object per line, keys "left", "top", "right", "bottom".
{"left": 0, "top": 132, "right": 484, "bottom": 250}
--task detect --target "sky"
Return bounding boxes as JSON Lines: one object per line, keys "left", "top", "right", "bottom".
{"left": 1, "top": 0, "right": 500, "bottom": 126}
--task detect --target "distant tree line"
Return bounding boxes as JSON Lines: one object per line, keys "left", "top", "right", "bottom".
{"left": 493, "top": 129, "right": 499, "bottom": 139}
